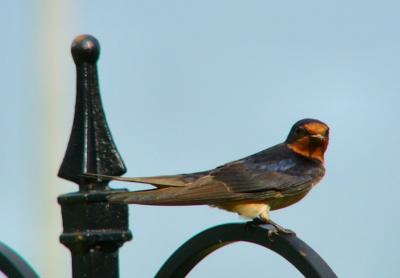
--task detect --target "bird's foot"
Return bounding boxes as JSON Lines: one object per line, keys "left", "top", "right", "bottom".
{"left": 267, "top": 227, "right": 296, "bottom": 238}
{"left": 269, "top": 220, "right": 295, "bottom": 235}
{"left": 255, "top": 218, "right": 296, "bottom": 237}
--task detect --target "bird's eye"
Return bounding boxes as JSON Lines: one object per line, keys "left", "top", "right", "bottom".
{"left": 295, "top": 127, "right": 307, "bottom": 136}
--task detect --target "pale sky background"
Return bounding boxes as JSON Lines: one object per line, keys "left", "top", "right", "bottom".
{"left": 1, "top": 1, "right": 399, "bottom": 277}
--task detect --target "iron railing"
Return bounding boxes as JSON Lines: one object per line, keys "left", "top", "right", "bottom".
{"left": 0, "top": 34, "right": 337, "bottom": 278}
{"left": 0, "top": 242, "right": 38, "bottom": 278}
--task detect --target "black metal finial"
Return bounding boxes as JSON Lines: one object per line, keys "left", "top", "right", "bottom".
{"left": 71, "top": 35, "right": 100, "bottom": 64}
{"left": 58, "top": 35, "right": 132, "bottom": 278}
{"left": 58, "top": 34, "right": 126, "bottom": 188}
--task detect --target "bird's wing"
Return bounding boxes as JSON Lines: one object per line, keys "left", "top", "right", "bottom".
{"left": 84, "top": 144, "right": 295, "bottom": 190}
{"left": 209, "top": 160, "right": 315, "bottom": 193}
{"left": 108, "top": 176, "right": 242, "bottom": 205}
{"left": 93, "top": 144, "right": 324, "bottom": 205}
{"left": 107, "top": 160, "right": 320, "bottom": 205}
{"left": 106, "top": 167, "right": 311, "bottom": 205}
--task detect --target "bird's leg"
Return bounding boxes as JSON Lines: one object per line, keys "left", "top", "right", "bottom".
{"left": 259, "top": 211, "right": 296, "bottom": 236}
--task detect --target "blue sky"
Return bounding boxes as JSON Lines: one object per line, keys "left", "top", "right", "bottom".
{"left": 1, "top": 1, "right": 399, "bottom": 277}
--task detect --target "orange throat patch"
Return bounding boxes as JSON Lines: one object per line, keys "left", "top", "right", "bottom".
{"left": 287, "top": 137, "right": 327, "bottom": 163}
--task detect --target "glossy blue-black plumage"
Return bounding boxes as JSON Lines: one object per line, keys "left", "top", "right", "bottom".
{"left": 105, "top": 119, "right": 328, "bottom": 206}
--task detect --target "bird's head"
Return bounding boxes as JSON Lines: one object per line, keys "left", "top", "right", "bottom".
{"left": 285, "top": 119, "right": 329, "bottom": 163}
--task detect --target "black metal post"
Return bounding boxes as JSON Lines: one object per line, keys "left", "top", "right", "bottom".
{"left": 58, "top": 35, "right": 132, "bottom": 278}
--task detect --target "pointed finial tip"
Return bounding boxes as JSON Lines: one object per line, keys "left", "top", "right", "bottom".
{"left": 71, "top": 34, "right": 100, "bottom": 64}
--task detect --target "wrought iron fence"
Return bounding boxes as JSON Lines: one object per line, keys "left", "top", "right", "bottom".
{"left": 0, "top": 35, "right": 336, "bottom": 278}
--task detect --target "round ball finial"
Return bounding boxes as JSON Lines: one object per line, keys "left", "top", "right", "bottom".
{"left": 71, "top": 34, "right": 100, "bottom": 64}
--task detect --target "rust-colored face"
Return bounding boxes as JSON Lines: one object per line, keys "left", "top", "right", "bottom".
{"left": 286, "top": 120, "right": 329, "bottom": 163}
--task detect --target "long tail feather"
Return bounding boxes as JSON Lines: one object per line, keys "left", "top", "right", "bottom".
{"left": 108, "top": 188, "right": 210, "bottom": 205}
{"left": 83, "top": 173, "right": 191, "bottom": 188}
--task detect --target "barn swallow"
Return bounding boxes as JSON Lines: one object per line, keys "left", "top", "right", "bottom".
{"left": 85, "top": 118, "right": 329, "bottom": 234}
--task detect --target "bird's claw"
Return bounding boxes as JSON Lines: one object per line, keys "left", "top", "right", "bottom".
{"left": 253, "top": 217, "right": 296, "bottom": 238}
{"left": 266, "top": 225, "right": 296, "bottom": 241}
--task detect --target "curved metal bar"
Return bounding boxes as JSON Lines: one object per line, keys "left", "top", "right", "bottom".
{"left": 156, "top": 222, "right": 336, "bottom": 278}
{"left": 0, "top": 242, "right": 39, "bottom": 278}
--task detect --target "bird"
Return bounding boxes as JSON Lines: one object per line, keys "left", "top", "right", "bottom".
{"left": 85, "top": 118, "right": 329, "bottom": 234}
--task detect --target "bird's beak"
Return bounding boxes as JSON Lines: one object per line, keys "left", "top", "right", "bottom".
{"left": 309, "top": 134, "right": 326, "bottom": 145}
{"left": 310, "top": 134, "right": 325, "bottom": 140}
